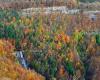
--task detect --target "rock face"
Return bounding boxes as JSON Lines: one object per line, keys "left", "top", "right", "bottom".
{"left": 0, "top": 0, "right": 78, "bottom": 9}
{"left": 79, "top": 2, "right": 100, "bottom": 10}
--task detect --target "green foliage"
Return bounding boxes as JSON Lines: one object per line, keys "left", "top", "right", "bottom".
{"left": 64, "top": 60, "right": 75, "bottom": 76}
{"left": 48, "top": 56, "right": 57, "bottom": 77}
{"left": 73, "top": 31, "right": 85, "bottom": 42}
{"left": 29, "top": 51, "right": 58, "bottom": 79}
{"left": 4, "top": 24, "right": 16, "bottom": 39}
{"left": 0, "top": 9, "right": 19, "bottom": 21}
{"left": 76, "top": 41, "right": 87, "bottom": 61}
{"left": 95, "top": 34, "right": 100, "bottom": 46}
{"left": 0, "top": 22, "right": 4, "bottom": 38}
{"left": 15, "top": 27, "right": 24, "bottom": 50}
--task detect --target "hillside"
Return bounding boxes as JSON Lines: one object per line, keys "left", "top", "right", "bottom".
{"left": 0, "top": 40, "right": 45, "bottom": 80}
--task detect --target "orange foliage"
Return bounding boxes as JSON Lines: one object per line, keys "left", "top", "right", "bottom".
{"left": 0, "top": 39, "right": 45, "bottom": 80}
{"left": 24, "top": 28, "right": 33, "bottom": 35}
{"left": 56, "top": 42, "right": 62, "bottom": 50}
{"left": 0, "top": 39, "right": 14, "bottom": 57}
{"left": 55, "top": 32, "right": 70, "bottom": 43}
{"left": 59, "top": 65, "right": 65, "bottom": 76}
{"left": 67, "top": 51, "right": 75, "bottom": 62}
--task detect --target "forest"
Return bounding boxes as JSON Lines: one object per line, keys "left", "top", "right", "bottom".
{"left": 0, "top": 0, "right": 100, "bottom": 80}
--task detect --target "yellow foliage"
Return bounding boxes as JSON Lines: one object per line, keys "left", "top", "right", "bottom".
{"left": 0, "top": 39, "right": 45, "bottom": 80}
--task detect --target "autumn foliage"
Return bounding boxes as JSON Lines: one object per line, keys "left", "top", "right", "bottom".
{"left": 0, "top": 9, "right": 100, "bottom": 80}
{"left": 0, "top": 39, "right": 45, "bottom": 80}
